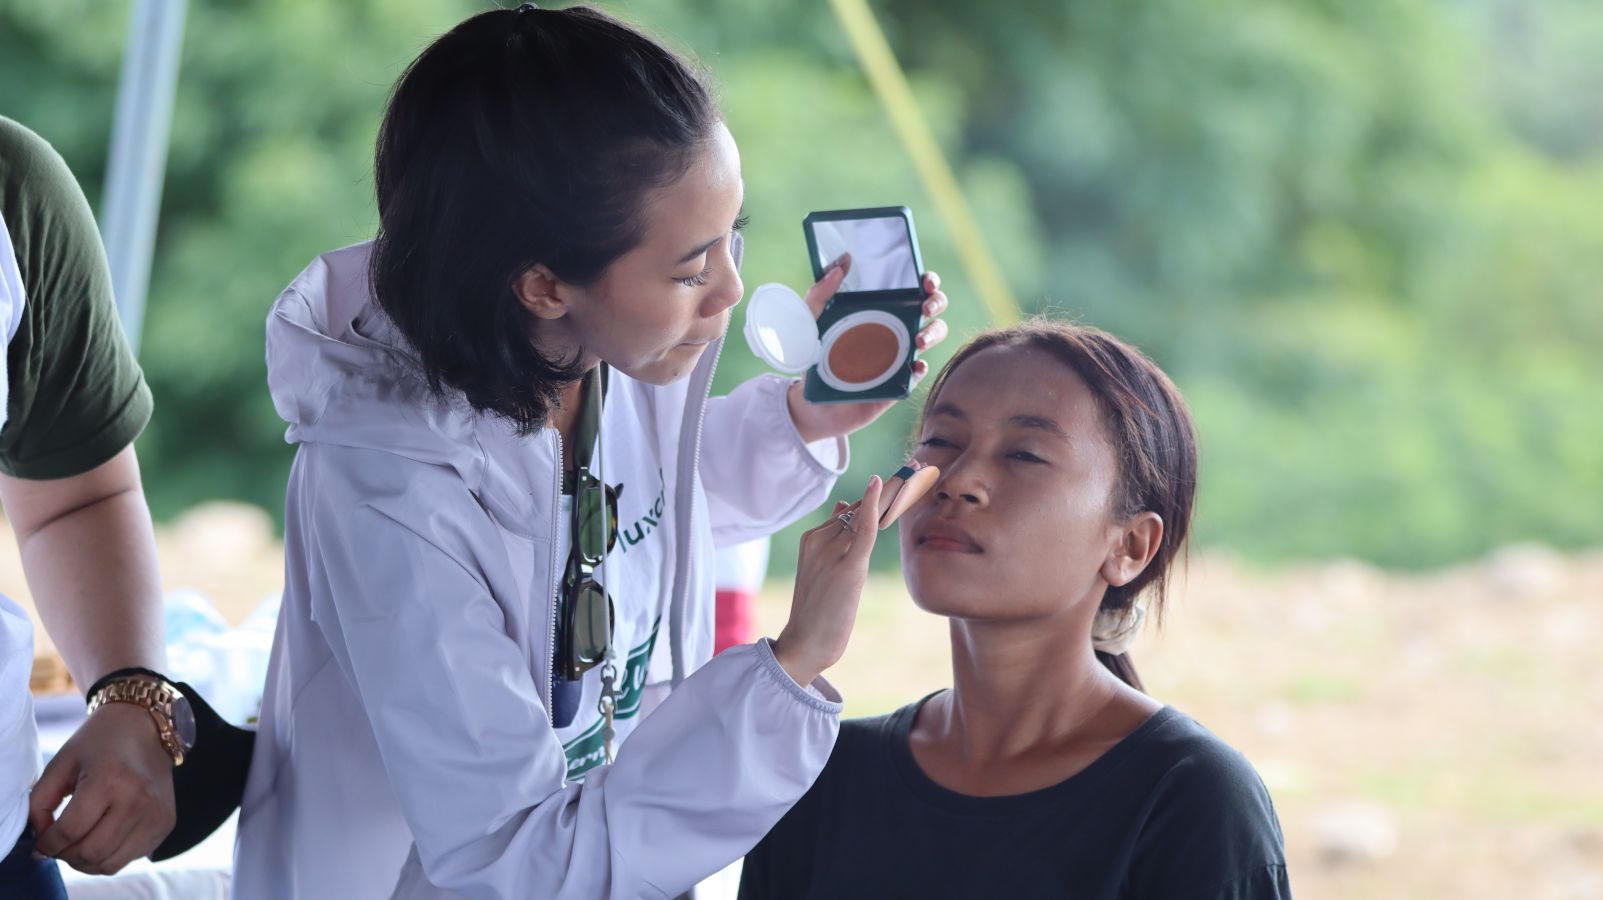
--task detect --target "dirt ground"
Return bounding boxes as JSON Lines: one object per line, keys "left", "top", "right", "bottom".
{"left": 9, "top": 502, "right": 1601, "bottom": 899}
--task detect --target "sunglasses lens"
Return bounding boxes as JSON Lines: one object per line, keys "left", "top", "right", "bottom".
{"left": 571, "top": 580, "right": 613, "bottom": 665}
{"left": 604, "top": 485, "right": 618, "bottom": 553}
{"left": 575, "top": 476, "right": 619, "bottom": 562}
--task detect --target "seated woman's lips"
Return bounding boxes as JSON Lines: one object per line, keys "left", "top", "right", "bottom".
{"left": 916, "top": 521, "right": 982, "bottom": 553}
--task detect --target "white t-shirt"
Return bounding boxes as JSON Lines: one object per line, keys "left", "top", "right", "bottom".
{"left": 551, "top": 380, "right": 677, "bottom": 781}
{"left": 0, "top": 207, "right": 35, "bottom": 849}
{"left": 0, "top": 598, "right": 36, "bottom": 849}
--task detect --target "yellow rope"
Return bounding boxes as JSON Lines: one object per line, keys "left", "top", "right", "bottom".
{"left": 827, "top": 0, "right": 1021, "bottom": 326}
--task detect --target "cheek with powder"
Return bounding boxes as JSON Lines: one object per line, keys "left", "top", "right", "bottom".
{"left": 827, "top": 322, "right": 901, "bottom": 383}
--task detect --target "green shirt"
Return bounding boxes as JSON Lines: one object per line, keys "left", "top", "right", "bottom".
{"left": 0, "top": 115, "right": 152, "bottom": 479}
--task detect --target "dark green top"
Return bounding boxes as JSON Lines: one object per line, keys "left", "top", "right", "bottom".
{"left": 741, "top": 696, "right": 1292, "bottom": 900}
{"left": 0, "top": 115, "right": 152, "bottom": 479}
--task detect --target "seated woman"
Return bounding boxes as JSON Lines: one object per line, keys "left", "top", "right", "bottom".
{"left": 740, "top": 321, "right": 1291, "bottom": 899}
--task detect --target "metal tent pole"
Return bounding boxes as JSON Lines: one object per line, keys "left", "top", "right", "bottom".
{"left": 100, "top": 0, "right": 187, "bottom": 355}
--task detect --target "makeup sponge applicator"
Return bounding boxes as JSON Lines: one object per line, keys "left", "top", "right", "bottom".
{"left": 878, "top": 461, "right": 941, "bottom": 528}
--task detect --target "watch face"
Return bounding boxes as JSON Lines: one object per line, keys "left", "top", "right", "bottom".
{"left": 171, "top": 695, "right": 197, "bottom": 750}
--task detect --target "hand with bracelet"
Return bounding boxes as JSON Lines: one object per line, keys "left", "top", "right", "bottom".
{"left": 27, "top": 671, "right": 185, "bottom": 874}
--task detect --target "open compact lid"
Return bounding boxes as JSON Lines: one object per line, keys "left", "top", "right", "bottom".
{"left": 743, "top": 282, "right": 820, "bottom": 374}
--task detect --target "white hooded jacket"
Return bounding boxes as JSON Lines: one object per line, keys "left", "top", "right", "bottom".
{"left": 232, "top": 242, "right": 849, "bottom": 900}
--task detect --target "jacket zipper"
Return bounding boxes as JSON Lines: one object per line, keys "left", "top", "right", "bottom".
{"left": 545, "top": 427, "right": 563, "bottom": 725}
{"left": 667, "top": 336, "right": 724, "bottom": 686}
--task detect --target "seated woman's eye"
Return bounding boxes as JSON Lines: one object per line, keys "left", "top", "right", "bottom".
{"left": 919, "top": 437, "right": 957, "bottom": 450}
{"left": 1010, "top": 450, "right": 1047, "bottom": 464}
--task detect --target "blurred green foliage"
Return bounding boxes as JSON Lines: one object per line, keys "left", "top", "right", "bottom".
{"left": 0, "top": 0, "right": 1598, "bottom": 571}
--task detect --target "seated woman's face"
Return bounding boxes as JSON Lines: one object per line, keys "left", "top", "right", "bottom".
{"left": 900, "top": 344, "right": 1128, "bottom": 623}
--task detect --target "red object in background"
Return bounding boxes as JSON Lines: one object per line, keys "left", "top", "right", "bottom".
{"left": 714, "top": 589, "right": 755, "bottom": 655}
{"left": 714, "top": 538, "right": 770, "bottom": 655}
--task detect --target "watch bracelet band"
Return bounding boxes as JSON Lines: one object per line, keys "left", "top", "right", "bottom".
{"left": 85, "top": 665, "right": 168, "bottom": 702}
{"left": 86, "top": 675, "right": 187, "bottom": 766}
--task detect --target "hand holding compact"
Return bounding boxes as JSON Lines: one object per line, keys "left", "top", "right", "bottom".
{"left": 744, "top": 206, "right": 950, "bottom": 442}
{"left": 783, "top": 267, "right": 949, "bottom": 443}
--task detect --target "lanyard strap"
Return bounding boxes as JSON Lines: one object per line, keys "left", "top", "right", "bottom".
{"left": 577, "top": 364, "right": 606, "bottom": 467}
{"left": 563, "top": 364, "right": 608, "bottom": 493}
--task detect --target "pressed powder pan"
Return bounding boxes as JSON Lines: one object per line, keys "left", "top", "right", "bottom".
{"left": 742, "top": 281, "right": 921, "bottom": 403}
{"left": 827, "top": 322, "right": 900, "bottom": 383}
{"left": 815, "top": 311, "right": 910, "bottom": 392}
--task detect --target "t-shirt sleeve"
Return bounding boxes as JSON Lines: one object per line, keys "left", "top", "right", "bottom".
{"left": 0, "top": 116, "right": 152, "bottom": 479}
{"left": 1184, "top": 864, "right": 1293, "bottom": 900}
{"left": 1125, "top": 740, "right": 1292, "bottom": 900}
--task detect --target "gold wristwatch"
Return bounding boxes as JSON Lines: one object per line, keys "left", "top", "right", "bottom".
{"left": 87, "top": 676, "right": 196, "bottom": 766}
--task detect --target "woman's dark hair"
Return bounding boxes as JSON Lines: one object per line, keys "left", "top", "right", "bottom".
{"left": 916, "top": 318, "right": 1199, "bottom": 691}
{"left": 370, "top": 5, "right": 718, "bottom": 431}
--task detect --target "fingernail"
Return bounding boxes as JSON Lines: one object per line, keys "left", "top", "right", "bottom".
{"left": 867, "top": 474, "right": 881, "bottom": 491}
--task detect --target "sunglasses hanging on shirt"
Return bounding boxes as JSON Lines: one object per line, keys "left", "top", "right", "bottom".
{"left": 552, "top": 364, "right": 622, "bottom": 764}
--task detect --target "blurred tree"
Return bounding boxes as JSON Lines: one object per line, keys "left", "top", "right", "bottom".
{"left": 1, "top": 0, "right": 482, "bottom": 520}
{"left": 0, "top": 0, "right": 1597, "bottom": 569}
{"left": 861, "top": 0, "right": 1603, "bottom": 565}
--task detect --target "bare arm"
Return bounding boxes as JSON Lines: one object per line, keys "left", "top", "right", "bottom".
{"left": 4, "top": 444, "right": 175, "bottom": 874}
{"left": 0, "top": 444, "right": 165, "bottom": 686}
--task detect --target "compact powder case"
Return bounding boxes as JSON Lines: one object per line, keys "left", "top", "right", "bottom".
{"left": 743, "top": 206, "right": 927, "bottom": 404}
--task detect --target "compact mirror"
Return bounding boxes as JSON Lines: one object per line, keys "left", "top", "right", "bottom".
{"left": 807, "top": 216, "right": 921, "bottom": 293}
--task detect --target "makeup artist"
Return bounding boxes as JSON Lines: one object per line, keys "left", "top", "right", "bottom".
{"left": 232, "top": 6, "right": 950, "bottom": 899}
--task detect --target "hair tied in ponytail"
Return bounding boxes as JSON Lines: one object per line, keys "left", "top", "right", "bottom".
{"left": 1091, "top": 603, "right": 1146, "bottom": 656}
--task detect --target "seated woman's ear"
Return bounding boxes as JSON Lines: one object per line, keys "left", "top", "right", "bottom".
{"left": 1100, "top": 511, "right": 1163, "bottom": 588}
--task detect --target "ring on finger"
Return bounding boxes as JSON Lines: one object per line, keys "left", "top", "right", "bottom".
{"left": 835, "top": 509, "right": 857, "bottom": 534}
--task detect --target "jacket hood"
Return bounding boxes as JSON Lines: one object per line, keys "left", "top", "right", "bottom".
{"left": 266, "top": 241, "right": 727, "bottom": 528}
{"left": 266, "top": 241, "right": 496, "bottom": 493}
